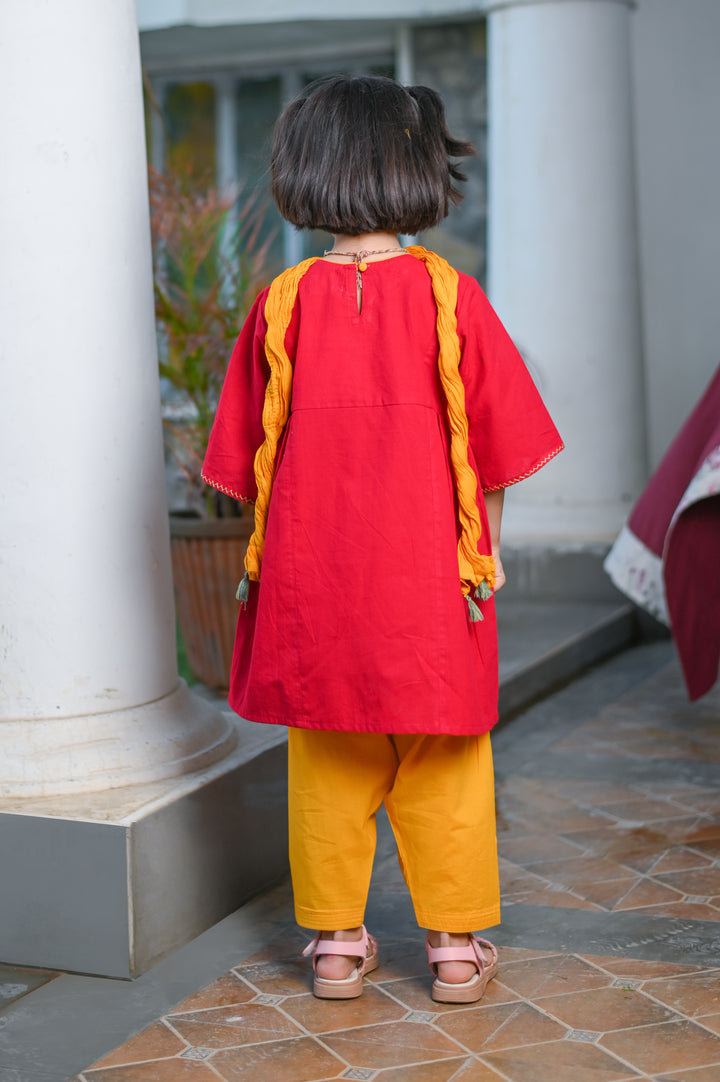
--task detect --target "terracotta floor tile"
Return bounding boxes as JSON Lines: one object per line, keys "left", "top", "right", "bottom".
{"left": 498, "top": 792, "right": 606, "bottom": 834}
{"left": 684, "top": 821, "right": 720, "bottom": 844}
{"left": 612, "top": 878, "right": 684, "bottom": 910}
{"left": 555, "top": 826, "right": 630, "bottom": 853}
{"left": 493, "top": 946, "right": 561, "bottom": 961}
{"left": 659, "top": 1067, "right": 720, "bottom": 1082}
{"left": 649, "top": 848, "right": 715, "bottom": 874}
{"left": 537, "top": 985, "right": 679, "bottom": 1030}
{"left": 645, "top": 817, "right": 714, "bottom": 845}
{"left": 618, "top": 901, "right": 720, "bottom": 922}
{"left": 233, "top": 956, "right": 313, "bottom": 997}
{"left": 530, "top": 809, "right": 612, "bottom": 833}
{"left": 168, "top": 1002, "right": 304, "bottom": 1050}
{"left": 600, "top": 798, "right": 694, "bottom": 822}
{"left": 376, "top": 1058, "right": 503, "bottom": 1080}
{"left": 378, "top": 974, "right": 519, "bottom": 1014}
{"left": 655, "top": 866, "right": 720, "bottom": 896}
{"left": 167, "top": 973, "right": 256, "bottom": 1014}
{"left": 499, "top": 955, "right": 611, "bottom": 999}
{"left": 569, "top": 877, "right": 639, "bottom": 910}
{"left": 506, "top": 889, "right": 603, "bottom": 911}
{"left": 210, "top": 1034, "right": 344, "bottom": 1081}
{"left": 84, "top": 1062, "right": 220, "bottom": 1081}
{"left": 696, "top": 1013, "right": 720, "bottom": 1036}
{"left": 483, "top": 1038, "right": 636, "bottom": 1082}
{"left": 642, "top": 782, "right": 716, "bottom": 800}
{"left": 641, "top": 971, "right": 720, "bottom": 1018}
{"left": 582, "top": 956, "right": 702, "bottom": 980}
{"left": 688, "top": 839, "right": 720, "bottom": 860}
{"left": 559, "top": 832, "right": 668, "bottom": 875}
{"left": 87, "top": 1021, "right": 187, "bottom": 1069}
{"left": 538, "top": 857, "right": 640, "bottom": 890}
{"left": 437, "top": 1001, "right": 566, "bottom": 1053}
{"left": 498, "top": 834, "right": 586, "bottom": 866}
{"left": 600, "top": 1018, "right": 720, "bottom": 1075}
{"left": 557, "top": 731, "right": 716, "bottom": 762}
{"left": 321, "top": 1019, "right": 464, "bottom": 1069}
{"left": 556, "top": 782, "right": 646, "bottom": 806}
{"left": 497, "top": 778, "right": 577, "bottom": 813}
{"left": 674, "top": 794, "right": 720, "bottom": 816}
{"left": 282, "top": 984, "right": 407, "bottom": 1033}
{"left": 498, "top": 862, "right": 552, "bottom": 894}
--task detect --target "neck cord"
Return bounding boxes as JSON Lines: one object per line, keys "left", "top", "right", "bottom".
{"left": 322, "top": 248, "right": 408, "bottom": 311}
{"left": 323, "top": 247, "right": 406, "bottom": 260}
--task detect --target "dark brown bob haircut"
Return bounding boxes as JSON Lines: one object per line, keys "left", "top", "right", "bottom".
{"left": 270, "top": 75, "right": 475, "bottom": 236}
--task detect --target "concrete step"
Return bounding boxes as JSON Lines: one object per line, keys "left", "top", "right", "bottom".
{"left": 496, "top": 599, "right": 638, "bottom": 722}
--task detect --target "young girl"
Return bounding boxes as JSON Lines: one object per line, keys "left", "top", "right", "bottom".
{"left": 203, "top": 75, "right": 563, "bottom": 1003}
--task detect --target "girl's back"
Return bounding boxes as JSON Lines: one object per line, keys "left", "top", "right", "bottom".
{"left": 291, "top": 257, "right": 440, "bottom": 412}
{"left": 234, "top": 255, "right": 495, "bottom": 735}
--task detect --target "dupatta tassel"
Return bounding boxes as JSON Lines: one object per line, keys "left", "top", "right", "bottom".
{"left": 236, "top": 570, "right": 250, "bottom": 607}
{"left": 475, "top": 579, "right": 494, "bottom": 601}
{"left": 467, "top": 596, "right": 484, "bottom": 622}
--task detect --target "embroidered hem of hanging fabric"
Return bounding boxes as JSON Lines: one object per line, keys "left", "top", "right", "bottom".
{"left": 200, "top": 474, "right": 255, "bottom": 504}
{"left": 604, "top": 525, "right": 670, "bottom": 626}
{"left": 481, "top": 442, "right": 564, "bottom": 493}
{"left": 668, "top": 445, "right": 720, "bottom": 531}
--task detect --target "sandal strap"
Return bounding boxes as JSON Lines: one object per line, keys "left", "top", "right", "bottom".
{"left": 425, "top": 934, "right": 497, "bottom": 976}
{"left": 302, "top": 926, "right": 369, "bottom": 971}
{"left": 427, "top": 943, "right": 480, "bottom": 964}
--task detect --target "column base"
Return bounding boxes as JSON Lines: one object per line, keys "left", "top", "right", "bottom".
{"left": 0, "top": 716, "right": 288, "bottom": 978}
{"left": 0, "top": 681, "right": 238, "bottom": 798}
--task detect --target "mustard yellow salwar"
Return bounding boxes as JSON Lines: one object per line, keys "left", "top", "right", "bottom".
{"left": 288, "top": 729, "right": 501, "bottom": 933}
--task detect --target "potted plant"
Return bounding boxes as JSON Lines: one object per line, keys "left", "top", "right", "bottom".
{"left": 149, "top": 166, "right": 272, "bottom": 688}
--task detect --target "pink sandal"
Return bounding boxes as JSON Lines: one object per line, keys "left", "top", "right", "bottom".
{"left": 302, "top": 926, "right": 379, "bottom": 999}
{"left": 426, "top": 933, "right": 498, "bottom": 1003}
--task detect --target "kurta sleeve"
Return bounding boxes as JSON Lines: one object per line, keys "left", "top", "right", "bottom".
{"left": 457, "top": 274, "right": 563, "bottom": 491}
{"left": 201, "top": 287, "right": 270, "bottom": 503}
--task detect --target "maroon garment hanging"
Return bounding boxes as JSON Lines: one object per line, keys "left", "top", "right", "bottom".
{"left": 606, "top": 365, "right": 720, "bottom": 700}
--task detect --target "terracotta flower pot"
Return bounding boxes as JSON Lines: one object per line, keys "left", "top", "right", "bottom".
{"left": 169, "top": 513, "right": 255, "bottom": 690}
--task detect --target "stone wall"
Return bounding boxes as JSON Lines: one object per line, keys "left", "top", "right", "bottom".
{"left": 413, "top": 21, "right": 488, "bottom": 283}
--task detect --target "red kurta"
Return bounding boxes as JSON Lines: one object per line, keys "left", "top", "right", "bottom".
{"left": 203, "top": 255, "right": 562, "bottom": 734}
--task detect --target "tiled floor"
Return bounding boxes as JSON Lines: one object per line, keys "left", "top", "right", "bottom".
{"left": 73, "top": 938, "right": 720, "bottom": 1082}
{"left": 497, "top": 662, "right": 720, "bottom": 925}
{"left": 64, "top": 647, "right": 720, "bottom": 1082}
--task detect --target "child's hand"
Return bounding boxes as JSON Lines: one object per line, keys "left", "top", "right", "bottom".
{"left": 492, "top": 549, "right": 506, "bottom": 593}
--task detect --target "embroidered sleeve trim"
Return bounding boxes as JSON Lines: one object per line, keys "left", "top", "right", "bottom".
{"left": 481, "top": 442, "right": 565, "bottom": 493}
{"left": 200, "top": 473, "right": 255, "bottom": 504}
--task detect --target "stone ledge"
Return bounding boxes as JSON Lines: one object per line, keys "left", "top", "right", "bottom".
{"left": 0, "top": 719, "right": 288, "bottom": 978}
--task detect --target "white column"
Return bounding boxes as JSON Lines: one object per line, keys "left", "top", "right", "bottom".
{"left": 215, "top": 74, "right": 236, "bottom": 191}
{"left": 281, "top": 70, "right": 305, "bottom": 266}
{"left": 0, "top": 0, "right": 235, "bottom": 796}
{"left": 486, "top": 0, "right": 646, "bottom": 544}
{"left": 149, "top": 78, "right": 166, "bottom": 173}
{"left": 396, "top": 23, "right": 415, "bottom": 86}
